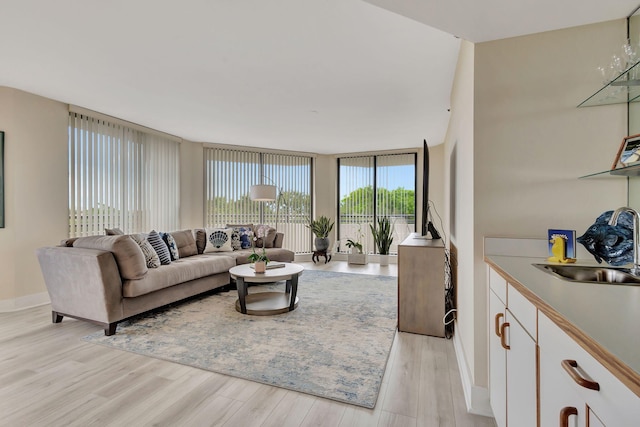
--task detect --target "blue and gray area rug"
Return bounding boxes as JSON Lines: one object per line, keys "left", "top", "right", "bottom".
{"left": 83, "top": 270, "right": 397, "bottom": 408}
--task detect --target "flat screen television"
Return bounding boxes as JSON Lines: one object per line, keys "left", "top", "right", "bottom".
{"left": 421, "top": 139, "right": 441, "bottom": 239}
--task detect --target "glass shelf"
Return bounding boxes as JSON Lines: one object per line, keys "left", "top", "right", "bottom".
{"left": 580, "top": 163, "right": 640, "bottom": 178}
{"left": 579, "top": 60, "right": 640, "bottom": 107}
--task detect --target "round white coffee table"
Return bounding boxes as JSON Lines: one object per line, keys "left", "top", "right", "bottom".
{"left": 229, "top": 263, "right": 304, "bottom": 315}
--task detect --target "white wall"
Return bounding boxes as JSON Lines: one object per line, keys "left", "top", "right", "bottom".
{"left": 0, "top": 87, "right": 68, "bottom": 309}
{"left": 314, "top": 155, "right": 338, "bottom": 245}
{"left": 446, "top": 20, "right": 629, "bottom": 414}
{"left": 443, "top": 39, "right": 480, "bottom": 411}
{"left": 179, "top": 141, "right": 205, "bottom": 229}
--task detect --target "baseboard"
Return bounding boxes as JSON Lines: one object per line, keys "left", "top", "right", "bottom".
{"left": 0, "top": 291, "right": 50, "bottom": 312}
{"left": 296, "top": 252, "right": 397, "bottom": 264}
{"left": 452, "top": 329, "right": 494, "bottom": 418}
{"left": 294, "top": 253, "right": 313, "bottom": 262}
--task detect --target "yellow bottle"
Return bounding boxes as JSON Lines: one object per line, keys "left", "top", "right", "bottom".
{"left": 548, "top": 236, "right": 577, "bottom": 263}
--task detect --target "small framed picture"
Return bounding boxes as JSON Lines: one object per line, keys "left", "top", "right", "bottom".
{"left": 612, "top": 133, "right": 640, "bottom": 169}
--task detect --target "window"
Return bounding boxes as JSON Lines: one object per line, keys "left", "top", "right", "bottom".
{"left": 204, "top": 147, "right": 312, "bottom": 253}
{"left": 68, "top": 112, "right": 180, "bottom": 237}
{"left": 338, "top": 153, "right": 416, "bottom": 254}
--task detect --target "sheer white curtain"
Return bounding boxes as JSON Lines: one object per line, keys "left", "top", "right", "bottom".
{"left": 68, "top": 112, "right": 180, "bottom": 237}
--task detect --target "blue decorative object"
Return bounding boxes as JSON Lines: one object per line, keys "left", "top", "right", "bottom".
{"left": 577, "top": 210, "right": 634, "bottom": 265}
{"left": 237, "top": 227, "right": 252, "bottom": 249}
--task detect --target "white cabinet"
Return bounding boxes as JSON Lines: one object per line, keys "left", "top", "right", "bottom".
{"left": 504, "top": 308, "right": 536, "bottom": 427}
{"left": 489, "top": 286, "right": 507, "bottom": 427}
{"left": 488, "top": 267, "right": 537, "bottom": 427}
{"left": 538, "top": 312, "right": 640, "bottom": 426}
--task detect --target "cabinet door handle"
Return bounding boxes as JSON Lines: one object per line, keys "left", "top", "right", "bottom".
{"left": 500, "top": 322, "right": 510, "bottom": 350}
{"left": 559, "top": 406, "right": 577, "bottom": 427}
{"left": 494, "top": 312, "right": 504, "bottom": 337}
{"left": 561, "top": 359, "right": 600, "bottom": 391}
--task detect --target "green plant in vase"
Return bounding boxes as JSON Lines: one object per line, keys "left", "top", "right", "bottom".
{"left": 306, "top": 215, "right": 335, "bottom": 251}
{"left": 345, "top": 239, "right": 363, "bottom": 254}
{"left": 247, "top": 246, "right": 269, "bottom": 263}
{"left": 345, "top": 224, "right": 365, "bottom": 254}
{"left": 370, "top": 216, "right": 394, "bottom": 265}
{"left": 248, "top": 232, "right": 269, "bottom": 272}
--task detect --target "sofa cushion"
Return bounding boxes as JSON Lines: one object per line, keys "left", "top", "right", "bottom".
{"left": 60, "top": 237, "right": 80, "bottom": 247}
{"left": 73, "top": 235, "right": 148, "bottom": 280}
{"left": 122, "top": 254, "right": 237, "bottom": 297}
{"left": 104, "top": 227, "right": 124, "bottom": 235}
{"left": 204, "top": 228, "right": 234, "bottom": 253}
{"left": 194, "top": 229, "right": 206, "bottom": 254}
{"left": 130, "top": 233, "right": 161, "bottom": 269}
{"left": 170, "top": 230, "right": 198, "bottom": 258}
{"left": 274, "top": 232, "right": 284, "bottom": 248}
{"left": 147, "top": 230, "right": 171, "bottom": 265}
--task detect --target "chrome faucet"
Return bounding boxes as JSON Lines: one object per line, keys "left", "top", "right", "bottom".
{"left": 608, "top": 207, "right": 640, "bottom": 273}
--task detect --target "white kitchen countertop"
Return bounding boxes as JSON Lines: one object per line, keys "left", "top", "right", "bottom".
{"left": 485, "top": 254, "right": 640, "bottom": 397}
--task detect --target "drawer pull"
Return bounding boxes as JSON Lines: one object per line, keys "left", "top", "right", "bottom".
{"left": 559, "top": 406, "right": 577, "bottom": 427}
{"left": 561, "top": 359, "right": 600, "bottom": 391}
{"left": 494, "top": 312, "right": 504, "bottom": 337}
{"left": 500, "top": 322, "right": 510, "bottom": 350}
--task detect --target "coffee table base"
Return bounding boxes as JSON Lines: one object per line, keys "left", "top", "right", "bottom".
{"left": 235, "top": 292, "right": 299, "bottom": 315}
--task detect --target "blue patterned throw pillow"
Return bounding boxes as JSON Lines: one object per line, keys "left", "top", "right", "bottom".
{"left": 233, "top": 227, "right": 252, "bottom": 249}
{"left": 161, "top": 232, "right": 180, "bottom": 261}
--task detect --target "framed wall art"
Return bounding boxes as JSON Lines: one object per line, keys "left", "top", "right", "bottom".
{"left": 612, "top": 133, "right": 640, "bottom": 170}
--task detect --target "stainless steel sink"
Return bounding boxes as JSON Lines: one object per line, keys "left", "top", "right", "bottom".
{"left": 532, "top": 263, "right": 640, "bottom": 285}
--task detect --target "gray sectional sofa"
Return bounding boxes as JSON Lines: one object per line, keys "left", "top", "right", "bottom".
{"left": 36, "top": 228, "right": 294, "bottom": 335}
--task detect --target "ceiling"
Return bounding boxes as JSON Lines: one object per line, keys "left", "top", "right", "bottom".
{"left": 1, "top": 1, "right": 638, "bottom": 154}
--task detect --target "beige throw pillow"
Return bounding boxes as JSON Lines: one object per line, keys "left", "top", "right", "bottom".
{"left": 130, "top": 233, "right": 160, "bottom": 268}
{"left": 254, "top": 224, "right": 277, "bottom": 248}
{"left": 170, "top": 230, "right": 198, "bottom": 258}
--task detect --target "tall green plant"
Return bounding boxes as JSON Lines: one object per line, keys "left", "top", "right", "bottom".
{"left": 306, "top": 215, "right": 335, "bottom": 238}
{"left": 370, "top": 216, "right": 394, "bottom": 255}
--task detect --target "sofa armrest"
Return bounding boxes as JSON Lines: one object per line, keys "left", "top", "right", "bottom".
{"left": 274, "top": 232, "right": 284, "bottom": 248}
{"left": 36, "top": 247, "right": 125, "bottom": 325}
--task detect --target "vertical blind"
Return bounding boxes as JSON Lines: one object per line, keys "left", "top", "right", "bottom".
{"left": 68, "top": 112, "right": 180, "bottom": 237}
{"left": 338, "top": 156, "right": 374, "bottom": 254}
{"left": 338, "top": 153, "right": 416, "bottom": 254}
{"left": 204, "top": 147, "right": 312, "bottom": 253}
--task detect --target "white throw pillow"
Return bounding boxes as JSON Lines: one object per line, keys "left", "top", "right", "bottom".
{"left": 204, "top": 228, "right": 234, "bottom": 253}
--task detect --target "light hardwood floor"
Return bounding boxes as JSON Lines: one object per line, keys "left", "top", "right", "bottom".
{"left": 0, "top": 261, "right": 495, "bottom": 427}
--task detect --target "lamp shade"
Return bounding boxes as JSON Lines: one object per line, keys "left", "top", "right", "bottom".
{"left": 250, "top": 184, "right": 277, "bottom": 201}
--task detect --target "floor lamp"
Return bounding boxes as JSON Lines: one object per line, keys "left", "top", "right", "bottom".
{"left": 249, "top": 184, "right": 277, "bottom": 228}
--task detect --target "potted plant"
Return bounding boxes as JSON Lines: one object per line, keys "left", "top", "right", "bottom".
{"left": 345, "top": 239, "right": 363, "bottom": 254}
{"left": 370, "top": 216, "right": 394, "bottom": 266}
{"left": 346, "top": 225, "right": 367, "bottom": 265}
{"left": 306, "top": 215, "right": 335, "bottom": 252}
{"left": 248, "top": 234, "right": 270, "bottom": 273}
